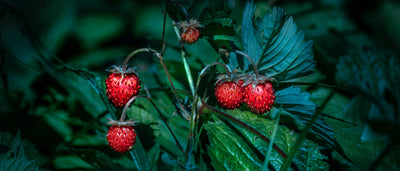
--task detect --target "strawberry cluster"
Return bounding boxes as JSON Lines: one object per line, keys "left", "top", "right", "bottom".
{"left": 214, "top": 73, "right": 276, "bottom": 115}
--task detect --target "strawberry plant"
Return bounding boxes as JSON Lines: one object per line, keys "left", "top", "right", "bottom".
{"left": 1, "top": 0, "right": 400, "bottom": 170}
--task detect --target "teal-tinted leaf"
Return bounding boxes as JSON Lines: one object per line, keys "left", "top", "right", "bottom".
{"left": 62, "top": 147, "right": 124, "bottom": 170}
{"left": 63, "top": 65, "right": 116, "bottom": 118}
{"left": 205, "top": 117, "right": 263, "bottom": 170}
{"left": 241, "top": 1, "right": 315, "bottom": 80}
{"left": 0, "top": 131, "right": 41, "bottom": 171}
{"left": 336, "top": 51, "right": 400, "bottom": 123}
{"left": 275, "top": 86, "right": 349, "bottom": 161}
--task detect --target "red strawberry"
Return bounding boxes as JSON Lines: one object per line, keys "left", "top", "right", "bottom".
{"left": 105, "top": 70, "right": 141, "bottom": 108}
{"left": 176, "top": 19, "right": 203, "bottom": 44}
{"left": 215, "top": 80, "right": 244, "bottom": 109}
{"left": 244, "top": 82, "right": 275, "bottom": 114}
{"left": 107, "top": 125, "right": 137, "bottom": 153}
{"left": 181, "top": 28, "right": 200, "bottom": 44}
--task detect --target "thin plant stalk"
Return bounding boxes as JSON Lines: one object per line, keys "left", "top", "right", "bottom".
{"left": 122, "top": 48, "right": 152, "bottom": 72}
{"left": 153, "top": 51, "right": 191, "bottom": 119}
{"left": 263, "top": 109, "right": 281, "bottom": 171}
{"left": 235, "top": 50, "right": 260, "bottom": 78}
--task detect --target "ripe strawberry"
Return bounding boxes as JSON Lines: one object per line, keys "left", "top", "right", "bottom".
{"left": 107, "top": 125, "right": 137, "bottom": 153}
{"left": 215, "top": 80, "right": 244, "bottom": 109}
{"left": 181, "top": 28, "right": 200, "bottom": 44}
{"left": 244, "top": 81, "right": 275, "bottom": 114}
{"left": 105, "top": 67, "right": 141, "bottom": 108}
{"left": 176, "top": 19, "right": 203, "bottom": 44}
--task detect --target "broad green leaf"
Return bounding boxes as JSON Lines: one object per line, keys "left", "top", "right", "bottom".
{"left": 206, "top": 109, "right": 329, "bottom": 170}
{"left": 63, "top": 65, "right": 117, "bottom": 118}
{"left": 62, "top": 147, "right": 124, "bottom": 170}
{"left": 241, "top": 1, "right": 315, "bottom": 80}
{"left": 205, "top": 117, "right": 263, "bottom": 170}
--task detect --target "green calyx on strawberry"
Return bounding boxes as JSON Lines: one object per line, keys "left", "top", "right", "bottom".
{"left": 214, "top": 74, "right": 244, "bottom": 110}
{"left": 105, "top": 65, "right": 141, "bottom": 108}
{"left": 106, "top": 118, "right": 138, "bottom": 153}
{"left": 242, "top": 74, "right": 276, "bottom": 114}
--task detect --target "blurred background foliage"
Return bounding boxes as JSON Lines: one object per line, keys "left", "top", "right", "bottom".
{"left": 0, "top": 0, "right": 399, "bottom": 170}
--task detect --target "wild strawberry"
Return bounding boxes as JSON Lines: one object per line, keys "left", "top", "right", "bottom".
{"left": 214, "top": 73, "right": 244, "bottom": 109}
{"left": 107, "top": 125, "right": 137, "bottom": 153}
{"left": 215, "top": 81, "right": 244, "bottom": 109}
{"left": 176, "top": 19, "right": 203, "bottom": 44}
{"left": 105, "top": 66, "right": 141, "bottom": 108}
{"left": 244, "top": 82, "right": 275, "bottom": 114}
{"left": 242, "top": 74, "right": 276, "bottom": 114}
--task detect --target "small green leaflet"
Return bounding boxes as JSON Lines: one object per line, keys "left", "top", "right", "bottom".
{"left": 239, "top": 1, "right": 315, "bottom": 80}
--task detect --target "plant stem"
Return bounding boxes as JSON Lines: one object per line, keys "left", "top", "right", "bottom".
{"left": 235, "top": 50, "right": 259, "bottom": 78}
{"left": 153, "top": 51, "right": 191, "bottom": 119}
{"left": 181, "top": 50, "right": 196, "bottom": 96}
{"left": 122, "top": 48, "right": 152, "bottom": 72}
{"left": 173, "top": 24, "right": 196, "bottom": 96}
{"left": 263, "top": 109, "right": 281, "bottom": 170}
{"left": 121, "top": 95, "right": 146, "bottom": 122}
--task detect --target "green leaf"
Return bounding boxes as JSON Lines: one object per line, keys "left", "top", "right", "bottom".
{"left": 205, "top": 109, "right": 329, "bottom": 170}
{"left": 63, "top": 65, "right": 117, "bottom": 118}
{"left": 61, "top": 147, "right": 124, "bottom": 170}
{"left": 205, "top": 117, "right": 263, "bottom": 170}
{"left": 240, "top": 1, "right": 315, "bottom": 80}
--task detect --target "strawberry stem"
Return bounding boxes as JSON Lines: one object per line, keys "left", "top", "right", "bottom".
{"left": 122, "top": 48, "right": 152, "bottom": 72}
{"left": 121, "top": 95, "right": 147, "bottom": 122}
{"left": 235, "top": 50, "right": 260, "bottom": 79}
{"left": 152, "top": 50, "right": 191, "bottom": 120}
{"left": 199, "top": 62, "right": 232, "bottom": 77}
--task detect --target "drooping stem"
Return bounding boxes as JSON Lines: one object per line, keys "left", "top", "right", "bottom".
{"left": 199, "top": 62, "right": 232, "bottom": 78}
{"left": 122, "top": 48, "right": 152, "bottom": 72}
{"left": 160, "top": 10, "right": 167, "bottom": 56}
{"left": 120, "top": 95, "right": 147, "bottom": 122}
{"left": 235, "top": 50, "right": 259, "bottom": 79}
